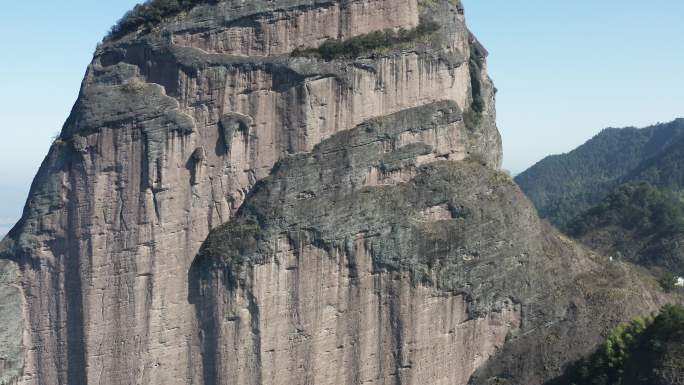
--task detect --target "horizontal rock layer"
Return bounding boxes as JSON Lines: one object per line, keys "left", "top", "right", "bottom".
{"left": 0, "top": 0, "right": 669, "bottom": 385}
{"left": 171, "top": 0, "right": 420, "bottom": 56}
{"left": 0, "top": 0, "right": 502, "bottom": 384}
{"left": 192, "top": 102, "right": 668, "bottom": 385}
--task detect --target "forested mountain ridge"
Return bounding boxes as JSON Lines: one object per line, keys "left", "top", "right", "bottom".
{"left": 515, "top": 118, "right": 684, "bottom": 228}
{"left": 516, "top": 118, "right": 684, "bottom": 282}
{"left": 567, "top": 182, "right": 684, "bottom": 277}
{"left": 627, "top": 132, "right": 684, "bottom": 191}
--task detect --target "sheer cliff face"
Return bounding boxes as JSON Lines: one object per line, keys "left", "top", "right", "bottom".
{"left": 192, "top": 105, "right": 668, "bottom": 385}
{"left": 192, "top": 103, "right": 520, "bottom": 385}
{"left": 0, "top": 1, "right": 668, "bottom": 385}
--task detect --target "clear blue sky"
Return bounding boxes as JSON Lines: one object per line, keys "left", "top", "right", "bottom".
{"left": 463, "top": 0, "right": 684, "bottom": 173}
{"left": 1, "top": 0, "right": 683, "bottom": 235}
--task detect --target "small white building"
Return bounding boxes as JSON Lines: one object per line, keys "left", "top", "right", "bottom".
{"left": 676, "top": 276, "right": 684, "bottom": 287}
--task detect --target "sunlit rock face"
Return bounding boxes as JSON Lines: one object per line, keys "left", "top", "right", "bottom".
{"left": 0, "top": 1, "right": 668, "bottom": 385}
{"left": 191, "top": 102, "right": 666, "bottom": 385}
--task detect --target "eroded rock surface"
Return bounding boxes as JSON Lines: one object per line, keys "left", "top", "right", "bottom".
{"left": 0, "top": 259, "right": 24, "bottom": 385}
{"left": 0, "top": 0, "right": 501, "bottom": 384}
{"left": 193, "top": 103, "right": 669, "bottom": 385}
{"left": 0, "top": 0, "right": 673, "bottom": 384}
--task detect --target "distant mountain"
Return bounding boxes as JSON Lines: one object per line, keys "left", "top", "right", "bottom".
{"left": 516, "top": 118, "right": 684, "bottom": 229}
{"left": 0, "top": 218, "right": 14, "bottom": 238}
{"left": 516, "top": 119, "right": 684, "bottom": 278}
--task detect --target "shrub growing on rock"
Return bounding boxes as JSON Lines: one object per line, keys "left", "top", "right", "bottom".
{"left": 106, "top": 0, "right": 216, "bottom": 40}
{"left": 292, "top": 19, "right": 441, "bottom": 61}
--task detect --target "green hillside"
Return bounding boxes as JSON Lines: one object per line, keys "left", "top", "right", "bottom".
{"left": 515, "top": 119, "right": 684, "bottom": 228}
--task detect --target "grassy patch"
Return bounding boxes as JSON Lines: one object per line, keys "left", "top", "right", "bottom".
{"left": 121, "top": 78, "right": 146, "bottom": 93}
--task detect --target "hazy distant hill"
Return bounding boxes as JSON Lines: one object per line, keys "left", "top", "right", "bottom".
{"left": 628, "top": 132, "right": 684, "bottom": 191}
{"left": 0, "top": 219, "right": 13, "bottom": 238}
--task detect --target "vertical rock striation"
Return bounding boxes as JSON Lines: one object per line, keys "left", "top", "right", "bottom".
{"left": 0, "top": 0, "right": 500, "bottom": 384}
{"left": 191, "top": 103, "right": 668, "bottom": 385}
{"left": 0, "top": 1, "right": 671, "bottom": 385}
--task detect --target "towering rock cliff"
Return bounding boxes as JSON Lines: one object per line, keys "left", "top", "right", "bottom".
{"left": 0, "top": 1, "right": 674, "bottom": 385}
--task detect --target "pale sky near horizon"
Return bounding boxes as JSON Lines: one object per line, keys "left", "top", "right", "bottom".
{"left": 0, "top": 0, "right": 683, "bottom": 236}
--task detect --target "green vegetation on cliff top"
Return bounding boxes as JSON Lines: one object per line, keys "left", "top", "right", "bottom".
{"left": 106, "top": 0, "right": 444, "bottom": 48}
{"left": 106, "top": 0, "right": 215, "bottom": 40}
{"left": 291, "top": 19, "right": 441, "bottom": 61}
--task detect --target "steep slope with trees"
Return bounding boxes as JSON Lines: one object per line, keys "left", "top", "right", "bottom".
{"left": 566, "top": 182, "right": 684, "bottom": 277}
{"left": 515, "top": 119, "right": 684, "bottom": 228}
{"left": 546, "top": 304, "right": 684, "bottom": 385}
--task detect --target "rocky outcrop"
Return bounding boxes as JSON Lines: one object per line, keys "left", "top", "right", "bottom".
{"left": 0, "top": 0, "right": 672, "bottom": 384}
{"left": 170, "top": 0, "right": 419, "bottom": 56}
{"left": 0, "top": 259, "right": 24, "bottom": 385}
{"left": 192, "top": 102, "right": 669, "bottom": 385}
{"left": 192, "top": 102, "right": 513, "bottom": 385}
{"left": 0, "top": 0, "right": 502, "bottom": 384}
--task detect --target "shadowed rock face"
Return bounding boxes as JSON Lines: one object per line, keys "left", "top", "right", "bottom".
{"left": 0, "top": 0, "right": 672, "bottom": 384}
{"left": 191, "top": 102, "right": 669, "bottom": 385}
{"left": 192, "top": 102, "right": 515, "bottom": 385}
{"left": 0, "top": 0, "right": 500, "bottom": 384}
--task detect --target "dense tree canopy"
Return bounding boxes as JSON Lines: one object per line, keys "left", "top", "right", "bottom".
{"left": 547, "top": 304, "right": 684, "bottom": 385}
{"left": 563, "top": 182, "right": 684, "bottom": 277}
{"left": 568, "top": 183, "right": 684, "bottom": 238}
{"left": 515, "top": 119, "right": 684, "bottom": 228}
